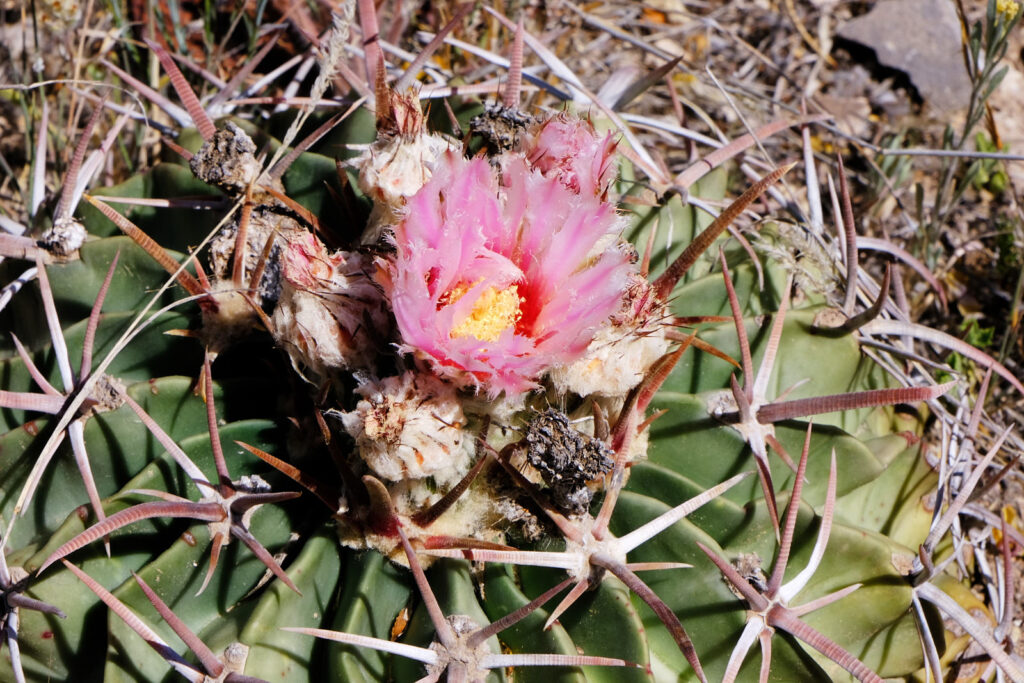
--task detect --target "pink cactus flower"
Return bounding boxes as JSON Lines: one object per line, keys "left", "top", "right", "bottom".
{"left": 386, "top": 150, "right": 633, "bottom": 397}
{"left": 521, "top": 114, "right": 618, "bottom": 197}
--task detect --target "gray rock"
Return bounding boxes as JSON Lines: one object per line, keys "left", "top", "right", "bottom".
{"left": 838, "top": 0, "right": 971, "bottom": 114}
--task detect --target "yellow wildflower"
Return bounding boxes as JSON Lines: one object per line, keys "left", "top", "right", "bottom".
{"left": 997, "top": 0, "right": 1020, "bottom": 21}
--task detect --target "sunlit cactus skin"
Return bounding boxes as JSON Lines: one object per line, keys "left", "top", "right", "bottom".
{"left": 0, "top": 8, "right": 1019, "bottom": 683}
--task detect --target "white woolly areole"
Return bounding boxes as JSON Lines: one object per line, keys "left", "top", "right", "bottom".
{"left": 340, "top": 372, "right": 474, "bottom": 486}
{"left": 548, "top": 323, "right": 671, "bottom": 399}
{"left": 337, "top": 481, "right": 505, "bottom": 568}
{"left": 41, "top": 217, "right": 86, "bottom": 256}
{"left": 357, "top": 132, "right": 456, "bottom": 242}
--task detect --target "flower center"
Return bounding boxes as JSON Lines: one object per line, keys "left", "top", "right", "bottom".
{"left": 442, "top": 281, "right": 523, "bottom": 342}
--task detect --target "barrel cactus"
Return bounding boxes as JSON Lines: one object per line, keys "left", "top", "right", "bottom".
{"left": 1, "top": 2, "right": 1021, "bottom": 682}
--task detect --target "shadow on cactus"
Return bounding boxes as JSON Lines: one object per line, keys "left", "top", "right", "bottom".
{"left": 1, "top": 2, "right": 1021, "bottom": 682}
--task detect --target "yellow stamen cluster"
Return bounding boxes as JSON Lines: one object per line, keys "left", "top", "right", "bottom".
{"left": 998, "top": 0, "right": 1020, "bottom": 20}
{"left": 442, "top": 281, "right": 523, "bottom": 342}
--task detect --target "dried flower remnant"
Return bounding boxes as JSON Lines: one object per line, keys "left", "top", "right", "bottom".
{"left": 272, "top": 232, "right": 390, "bottom": 378}
{"left": 190, "top": 122, "right": 266, "bottom": 194}
{"left": 470, "top": 103, "right": 537, "bottom": 153}
{"left": 337, "top": 371, "right": 474, "bottom": 486}
{"left": 386, "top": 151, "right": 633, "bottom": 397}
{"left": 524, "top": 408, "right": 613, "bottom": 515}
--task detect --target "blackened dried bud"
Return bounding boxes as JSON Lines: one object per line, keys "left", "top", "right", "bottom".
{"left": 524, "top": 409, "right": 613, "bottom": 515}
{"left": 189, "top": 122, "right": 262, "bottom": 193}
{"left": 469, "top": 103, "right": 536, "bottom": 154}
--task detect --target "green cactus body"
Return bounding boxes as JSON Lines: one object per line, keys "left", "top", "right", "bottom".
{"left": 0, "top": 46, "right": 1000, "bottom": 683}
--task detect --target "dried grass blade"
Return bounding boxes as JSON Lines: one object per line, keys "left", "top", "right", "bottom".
{"left": 209, "top": 32, "right": 281, "bottom": 108}
{"left": 673, "top": 118, "right": 826, "bottom": 190}
{"left": 396, "top": 3, "right": 472, "bottom": 91}
{"left": 31, "top": 100, "right": 48, "bottom": 219}
{"left": 920, "top": 426, "right": 1013, "bottom": 560}
{"left": 862, "top": 319, "right": 1024, "bottom": 395}
{"left": 858, "top": 237, "right": 947, "bottom": 310}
